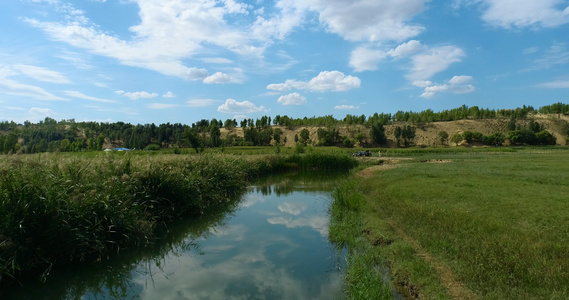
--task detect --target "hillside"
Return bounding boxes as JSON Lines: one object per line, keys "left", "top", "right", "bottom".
{"left": 221, "top": 114, "right": 569, "bottom": 148}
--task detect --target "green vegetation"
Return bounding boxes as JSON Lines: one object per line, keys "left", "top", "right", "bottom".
{"left": 330, "top": 151, "right": 569, "bottom": 299}
{"left": 1, "top": 102, "right": 568, "bottom": 154}
{"left": 0, "top": 151, "right": 356, "bottom": 285}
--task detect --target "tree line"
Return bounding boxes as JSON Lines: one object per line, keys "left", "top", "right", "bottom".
{"left": 0, "top": 102, "right": 567, "bottom": 154}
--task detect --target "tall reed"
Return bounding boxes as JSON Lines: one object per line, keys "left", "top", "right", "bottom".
{"left": 0, "top": 151, "right": 357, "bottom": 284}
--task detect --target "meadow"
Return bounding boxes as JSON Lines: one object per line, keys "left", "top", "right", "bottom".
{"left": 0, "top": 150, "right": 356, "bottom": 286}
{"left": 330, "top": 149, "right": 569, "bottom": 299}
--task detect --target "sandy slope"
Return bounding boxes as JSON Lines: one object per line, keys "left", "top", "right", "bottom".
{"left": 221, "top": 115, "right": 568, "bottom": 147}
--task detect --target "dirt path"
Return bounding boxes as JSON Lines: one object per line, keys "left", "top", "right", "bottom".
{"left": 357, "top": 159, "right": 477, "bottom": 299}
{"left": 387, "top": 220, "right": 478, "bottom": 300}
{"left": 356, "top": 157, "right": 411, "bottom": 178}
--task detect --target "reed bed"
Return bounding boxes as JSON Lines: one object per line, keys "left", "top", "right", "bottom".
{"left": 0, "top": 152, "right": 357, "bottom": 284}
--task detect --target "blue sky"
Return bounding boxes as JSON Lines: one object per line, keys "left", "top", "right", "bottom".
{"left": 1, "top": 0, "right": 568, "bottom": 125}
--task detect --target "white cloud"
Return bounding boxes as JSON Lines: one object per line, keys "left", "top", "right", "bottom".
{"left": 29, "top": 107, "right": 55, "bottom": 116}
{"left": 187, "top": 99, "right": 218, "bottom": 107}
{"left": 526, "top": 42, "right": 569, "bottom": 71}
{"left": 115, "top": 90, "right": 158, "bottom": 100}
{"left": 301, "top": 0, "right": 427, "bottom": 42}
{"left": 388, "top": 40, "right": 424, "bottom": 58}
{"left": 412, "top": 80, "right": 433, "bottom": 87}
{"left": 406, "top": 46, "right": 466, "bottom": 82}
{"left": 277, "top": 93, "right": 307, "bottom": 105}
{"left": 222, "top": 0, "right": 251, "bottom": 14}
{"left": 201, "top": 57, "right": 234, "bottom": 64}
{"left": 0, "top": 67, "right": 66, "bottom": 101}
{"left": 420, "top": 75, "right": 475, "bottom": 98}
{"left": 350, "top": 40, "right": 424, "bottom": 72}
{"left": 457, "top": 0, "right": 569, "bottom": 28}
{"left": 12, "top": 64, "right": 71, "bottom": 84}
{"left": 147, "top": 103, "right": 178, "bottom": 109}
{"left": 278, "top": 202, "right": 307, "bottom": 216}
{"left": 267, "top": 71, "right": 361, "bottom": 92}
{"left": 203, "top": 72, "right": 233, "bottom": 84}
{"left": 64, "top": 90, "right": 116, "bottom": 103}
{"left": 349, "top": 46, "right": 387, "bottom": 72}
{"left": 218, "top": 98, "right": 267, "bottom": 114}
{"left": 24, "top": 0, "right": 260, "bottom": 80}
{"left": 267, "top": 216, "right": 329, "bottom": 237}
{"left": 538, "top": 80, "right": 569, "bottom": 88}
{"left": 334, "top": 105, "right": 359, "bottom": 110}
{"left": 162, "top": 91, "right": 176, "bottom": 98}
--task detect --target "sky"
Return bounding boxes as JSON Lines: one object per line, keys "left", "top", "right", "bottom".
{"left": 0, "top": 0, "right": 568, "bottom": 125}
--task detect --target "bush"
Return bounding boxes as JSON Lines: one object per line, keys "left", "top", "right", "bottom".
{"left": 451, "top": 133, "right": 463, "bottom": 144}
{"left": 144, "top": 144, "right": 161, "bottom": 151}
{"left": 535, "top": 130, "right": 556, "bottom": 145}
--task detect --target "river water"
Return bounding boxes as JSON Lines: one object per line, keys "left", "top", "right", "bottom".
{"left": 4, "top": 176, "right": 346, "bottom": 299}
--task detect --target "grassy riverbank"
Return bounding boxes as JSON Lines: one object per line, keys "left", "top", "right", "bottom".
{"left": 330, "top": 150, "right": 569, "bottom": 299}
{"left": 0, "top": 152, "right": 356, "bottom": 285}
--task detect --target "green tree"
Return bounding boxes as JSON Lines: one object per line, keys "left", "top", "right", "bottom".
{"left": 184, "top": 128, "right": 203, "bottom": 153}
{"left": 210, "top": 125, "right": 221, "bottom": 147}
{"left": 507, "top": 116, "right": 517, "bottom": 131}
{"left": 438, "top": 131, "right": 449, "bottom": 145}
{"left": 394, "top": 126, "right": 402, "bottom": 147}
{"left": 87, "top": 138, "right": 96, "bottom": 151}
{"left": 299, "top": 128, "right": 310, "bottom": 145}
{"left": 370, "top": 122, "right": 387, "bottom": 145}
{"left": 96, "top": 135, "right": 105, "bottom": 151}
{"left": 3, "top": 133, "right": 18, "bottom": 153}
{"left": 273, "top": 128, "right": 283, "bottom": 145}
{"left": 59, "top": 139, "right": 71, "bottom": 152}
{"left": 451, "top": 133, "right": 463, "bottom": 145}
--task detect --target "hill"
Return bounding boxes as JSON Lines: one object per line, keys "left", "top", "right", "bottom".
{"left": 220, "top": 114, "right": 569, "bottom": 148}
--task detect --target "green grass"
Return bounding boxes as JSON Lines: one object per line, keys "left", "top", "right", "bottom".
{"left": 0, "top": 151, "right": 357, "bottom": 285}
{"left": 331, "top": 150, "right": 569, "bottom": 299}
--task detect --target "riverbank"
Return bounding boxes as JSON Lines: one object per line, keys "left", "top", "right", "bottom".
{"left": 330, "top": 150, "right": 569, "bottom": 299}
{"left": 0, "top": 152, "right": 356, "bottom": 286}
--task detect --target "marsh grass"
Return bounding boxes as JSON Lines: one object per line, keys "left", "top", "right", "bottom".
{"left": 334, "top": 151, "right": 569, "bottom": 299}
{"left": 0, "top": 151, "right": 357, "bottom": 284}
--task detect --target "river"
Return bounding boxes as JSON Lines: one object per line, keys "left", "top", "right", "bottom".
{"left": 3, "top": 175, "right": 346, "bottom": 299}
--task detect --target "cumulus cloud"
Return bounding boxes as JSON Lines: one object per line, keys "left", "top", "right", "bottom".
{"left": 162, "top": 91, "right": 176, "bottom": 98}
{"left": 456, "top": 0, "right": 569, "bottom": 28}
{"left": 406, "top": 46, "right": 466, "bottom": 82}
{"left": 334, "top": 105, "right": 359, "bottom": 110}
{"left": 278, "top": 202, "right": 307, "bottom": 216}
{"left": 420, "top": 75, "right": 475, "bottom": 98}
{"left": 218, "top": 98, "right": 267, "bottom": 114}
{"left": 277, "top": 93, "right": 307, "bottom": 105}
{"left": 64, "top": 90, "right": 116, "bottom": 103}
{"left": 115, "top": 90, "right": 158, "bottom": 100}
{"left": 267, "top": 216, "right": 329, "bottom": 237}
{"left": 349, "top": 46, "right": 387, "bottom": 72}
{"left": 203, "top": 72, "right": 233, "bottom": 84}
{"left": 267, "top": 71, "right": 360, "bottom": 92}
{"left": 387, "top": 40, "right": 424, "bottom": 58}
{"left": 301, "top": 0, "right": 427, "bottom": 42}
{"left": 24, "top": 1, "right": 257, "bottom": 80}
{"left": 350, "top": 40, "right": 425, "bottom": 72}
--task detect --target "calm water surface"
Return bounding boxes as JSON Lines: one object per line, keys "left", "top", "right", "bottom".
{"left": 4, "top": 176, "right": 345, "bottom": 299}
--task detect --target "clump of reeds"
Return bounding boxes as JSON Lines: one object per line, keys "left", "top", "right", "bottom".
{"left": 0, "top": 151, "right": 357, "bottom": 283}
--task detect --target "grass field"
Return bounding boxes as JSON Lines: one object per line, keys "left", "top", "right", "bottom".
{"left": 330, "top": 150, "right": 569, "bottom": 299}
